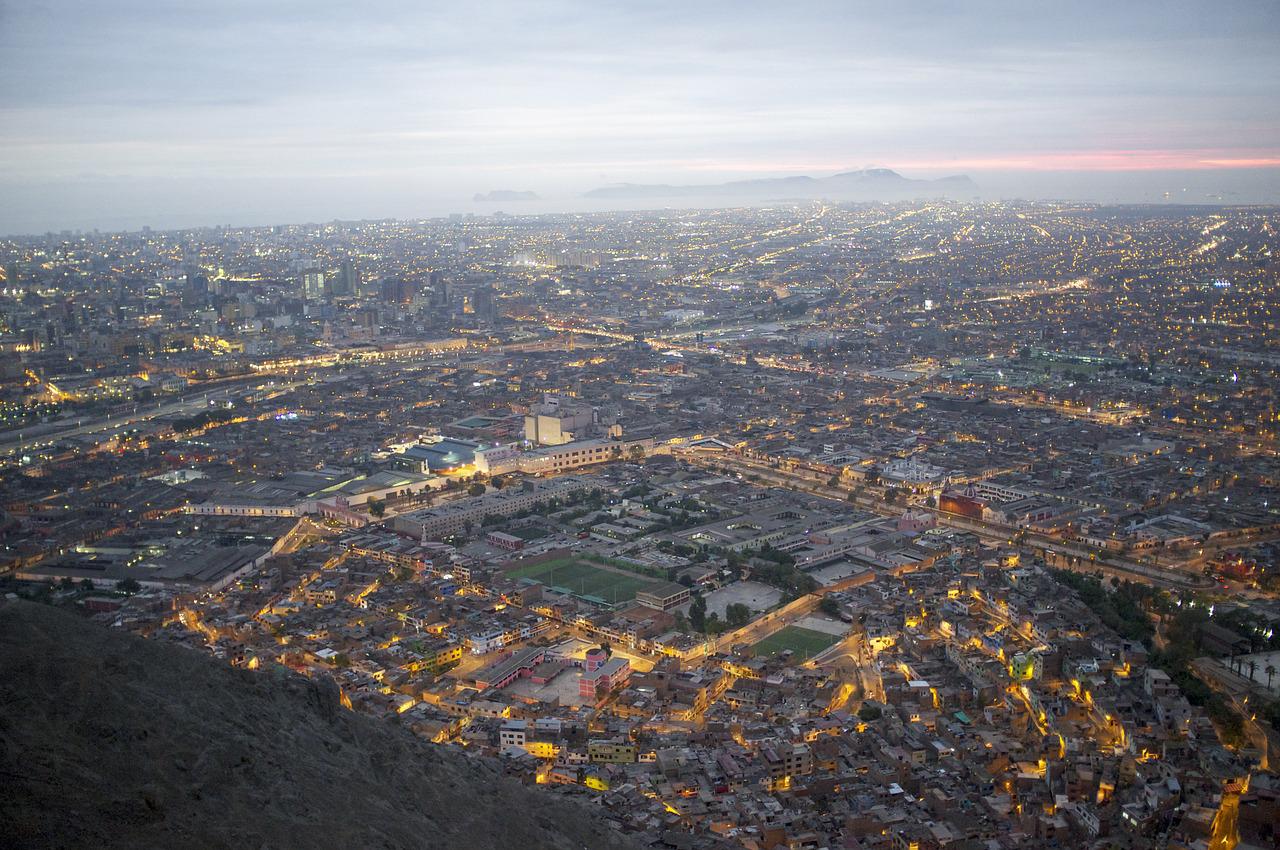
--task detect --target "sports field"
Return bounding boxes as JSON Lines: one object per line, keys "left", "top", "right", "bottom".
{"left": 507, "top": 556, "right": 659, "bottom": 605}
{"left": 753, "top": 626, "right": 839, "bottom": 659}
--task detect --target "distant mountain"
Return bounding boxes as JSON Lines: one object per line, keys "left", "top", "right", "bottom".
{"left": 474, "top": 190, "right": 540, "bottom": 202}
{"left": 584, "top": 168, "right": 977, "bottom": 202}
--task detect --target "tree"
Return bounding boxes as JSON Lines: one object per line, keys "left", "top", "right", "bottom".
{"left": 858, "top": 703, "right": 883, "bottom": 722}
{"left": 368, "top": 498, "right": 386, "bottom": 518}
{"left": 58, "top": 576, "right": 75, "bottom": 591}
{"left": 725, "top": 603, "right": 752, "bottom": 628}
{"left": 883, "top": 488, "right": 899, "bottom": 506}
{"left": 79, "top": 578, "right": 95, "bottom": 592}
{"left": 689, "top": 593, "right": 708, "bottom": 632}
{"left": 629, "top": 444, "right": 645, "bottom": 462}
{"left": 117, "top": 577, "right": 142, "bottom": 594}
{"left": 819, "top": 597, "right": 841, "bottom": 618}
{"left": 491, "top": 477, "right": 505, "bottom": 490}
{"left": 468, "top": 482, "right": 486, "bottom": 497}
{"left": 1268, "top": 665, "right": 1277, "bottom": 692}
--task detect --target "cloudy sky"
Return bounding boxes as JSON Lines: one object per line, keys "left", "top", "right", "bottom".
{"left": 2, "top": 0, "right": 1278, "bottom": 232}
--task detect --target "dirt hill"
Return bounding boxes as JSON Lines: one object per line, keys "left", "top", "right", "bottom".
{"left": 0, "top": 599, "right": 641, "bottom": 850}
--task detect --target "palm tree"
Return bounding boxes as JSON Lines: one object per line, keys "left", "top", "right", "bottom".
{"left": 1248, "top": 659, "right": 1258, "bottom": 684}
{"left": 1267, "top": 665, "right": 1276, "bottom": 692}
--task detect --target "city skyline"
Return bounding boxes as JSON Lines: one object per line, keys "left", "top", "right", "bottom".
{"left": 4, "top": 4, "right": 1280, "bottom": 847}
{"left": 3, "top": 199, "right": 1278, "bottom": 848}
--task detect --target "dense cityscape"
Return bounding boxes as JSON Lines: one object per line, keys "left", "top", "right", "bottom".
{"left": 2, "top": 198, "right": 1279, "bottom": 848}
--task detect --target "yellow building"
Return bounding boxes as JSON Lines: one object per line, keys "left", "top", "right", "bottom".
{"left": 588, "top": 738, "right": 636, "bottom": 764}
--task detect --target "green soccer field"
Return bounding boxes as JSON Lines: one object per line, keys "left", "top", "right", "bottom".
{"left": 753, "top": 626, "right": 839, "bottom": 659}
{"left": 507, "top": 557, "right": 659, "bottom": 604}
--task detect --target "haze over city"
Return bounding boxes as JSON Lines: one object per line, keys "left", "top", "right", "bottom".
{"left": 4, "top": 4, "right": 1280, "bottom": 850}
{"left": 2, "top": 0, "right": 1280, "bottom": 233}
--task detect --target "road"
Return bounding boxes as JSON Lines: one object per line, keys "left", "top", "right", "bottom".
{"left": 274, "top": 516, "right": 340, "bottom": 555}
{"left": 811, "top": 630, "right": 886, "bottom": 708}
{"left": 1209, "top": 790, "right": 1240, "bottom": 850}
{"left": 1193, "top": 657, "right": 1279, "bottom": 771}
{"left": 693, "top": 451, "right": 1216, "bottom": 591}
{"left": 0, "top": 376, "right": 299, "bottom": 458}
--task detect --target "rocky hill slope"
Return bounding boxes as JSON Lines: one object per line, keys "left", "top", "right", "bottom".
{"left": 0, "top": 599, "right": 641, "bottom": 850}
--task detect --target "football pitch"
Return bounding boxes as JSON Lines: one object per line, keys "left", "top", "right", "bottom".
{"left": 507, "top": 557, "right": 660, "bottom": 605}
{"left": 753, "top": 626, "right": 839, "bottom": 659}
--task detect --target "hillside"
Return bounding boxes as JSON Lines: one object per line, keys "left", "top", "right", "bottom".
{"left": 0, "top": 599, "right": 642, "bottom": 850}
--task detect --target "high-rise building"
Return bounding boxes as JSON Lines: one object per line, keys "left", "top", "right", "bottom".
{"left": 4, "top": 261, "right": 23, "bottom": 290}
{"left": 523, "top": 394, "right": 596, "bottom": 446}
{"left": 472, "top": 283, "right": 497, "bottom": 323}
{"left": 379, "top": 275, "right": 414, "bottom": 305}
{"left": 429, "top": 271, "right": 450, "bottom": 306}
{"left": 336, "top": 257, "right": 359, "bottom": 297}
{"left": 301, "top": 268, "right": 326, "bottom": 301}
{"left": 184, "top": 273, "right": 209, "bottom": 305}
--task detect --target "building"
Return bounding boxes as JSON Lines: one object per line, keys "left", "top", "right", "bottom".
{"left": 393, "top": 438, "right": 482, "bottom": 473}
{"left": 474, "top": 436, "right": 653, "bottom": 476}
{"left": 524, "top": 394, "right": 596, "bottom": 446}
{"left": 579, "top": 655, "right": 630, "bottom": 699}
{"left": 337, "top": 257, "right": 359, "bottom": 296}
{"left": 428, "top": 270, "right": 451, "bottom": 306}
{"left": 473, "top": 444, "right": 521, "bottom": 476}
{"left": 414, "top": 639, "right": 463, "bottom": 674}
{"left": 635, "top": 582, "right": 692, "bottom": 612}
{"left": 301, "top": 268, "right": 326, "bottom": 301}
{"left": 473, "top": 647, "right": 547, "bottom": 690}
{"left": 485, "top": 531, "right": 525, "bottom": 551}
{"left": 588, "top": 738, "right": 637, "bottom": 764}
{"left": 880, "top": 457, "right": 949, "bottom": 491}
{"left": 391, "top": 476, "right": 589, "bottom": 541}
{"left": 517, "top": 437, "right": 654, "bottom": 476}
{"left": 763, "top": 742, "right": 813, "bottom": 784}
{"left": 187, "top": 469, "right": 438, "bottom": 516}
{"left": 499, "top": 719, "right": 529, "bottom": 750}
{"left": 471, "top": 283, "right": 498, "bottom": 323}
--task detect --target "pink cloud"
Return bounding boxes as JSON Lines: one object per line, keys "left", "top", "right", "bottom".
{"left": 878, "top": 150, "right": 1280, "bottom": 172}
{"left": 642, "top": 150, "right": 1280, "bottom": 175}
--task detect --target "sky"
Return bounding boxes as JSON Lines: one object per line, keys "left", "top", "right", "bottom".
{"left": 1, "top": 0, "right": 1278, "bottom": 233}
